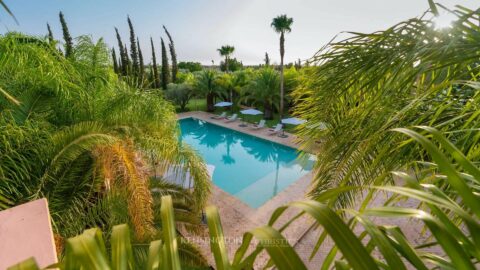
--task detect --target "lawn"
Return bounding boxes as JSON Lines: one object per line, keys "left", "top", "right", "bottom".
{"left": 180, "top": 98, "right": 297, "bottom": 132}
{"left": 184, "top": 98, "right": 207, "bottom": 112}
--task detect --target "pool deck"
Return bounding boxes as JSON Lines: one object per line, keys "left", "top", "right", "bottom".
{"left": 178, "top": 111, "right": 317, "bottom": 267}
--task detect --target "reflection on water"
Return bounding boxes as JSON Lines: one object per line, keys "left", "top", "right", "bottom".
{"left": 179, "top": 118, "right": 313, "bottom": 208}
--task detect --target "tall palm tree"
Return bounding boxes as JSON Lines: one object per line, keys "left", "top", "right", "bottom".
{"left": 271, "top": 15, "right": 293, "bottom": 119}
{"left": 217, "top": 45, "right": 235, "bottom": 73}
{"left": 217, "top": 45, "right": 235, "bottom": 102}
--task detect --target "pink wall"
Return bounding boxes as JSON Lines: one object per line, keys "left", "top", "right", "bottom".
{"left": 0, "top": 199, "right": 57, "bottom": 269}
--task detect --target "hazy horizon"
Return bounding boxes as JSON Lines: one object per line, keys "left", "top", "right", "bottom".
{"left": 1, "top": 0, "right": 477, "bottom": 65}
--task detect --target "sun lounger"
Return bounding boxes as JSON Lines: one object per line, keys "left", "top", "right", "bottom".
{"left": 268, "top": 124, "right": 283, "bottom": 135}
{"left": 225, "top": 114, "right": 238, "bottom": 122}
{"left": 252, "top": 119, "right": 266, "bottom": 130}
{"left": 211, "top": 112, "right": 227, "bottom": 119}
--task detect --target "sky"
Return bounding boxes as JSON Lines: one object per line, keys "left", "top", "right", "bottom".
{"left": 0, "top": 0, "right": 478, "bottom": 65}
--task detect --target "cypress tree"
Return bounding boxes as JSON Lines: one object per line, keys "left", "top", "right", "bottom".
{"left": 115, "top": 28, "right": 128, "bottom": 76}
{"left": 160, "top": 38, "right": 170, "bottom": 90}
{"left": 150, "top": 37, "right": 160, "bottom": 88}
{"left": 137, "top": 38, "right": 145, "bottom": 85}
{"left": 124, "top": 43, "right": 131, "bottom": 74}
{"left": 59, "top": 12, "right": 73, "bottom": 58}
{"left": 264, "top": 52, "right": 270, "bottom": 66}
{"left": 47, "top": 23, "right": 54, "bottom": 44}
{"left": 127, "top": 16, "right": 139, "bottom": 76}
{"left": 163, "top": 25, "right": 177, "bottom": 83}
{"left": 112, "top": 47, "right": 119, "bottom": 74}
{"left": 149, "top": 66, "right": 155, "bottom": 88}
{"left": 295, "top": 58, "right": 301, "bottom": 69}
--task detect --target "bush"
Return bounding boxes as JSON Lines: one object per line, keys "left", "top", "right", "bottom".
{"left": 165, "top": 83, "right": 193, "bottom": 111}
{"left": 178, "top": 61, "right": 203, "bottom": 72}
{"left": 220, "top": 57, "right": 243, "bottom": 72}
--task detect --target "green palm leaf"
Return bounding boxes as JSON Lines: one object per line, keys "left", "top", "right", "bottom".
{"left": 64, "top": 229, "right": 111, "bottom": 270}
{"left": 160, "top": 196, "right": 181, "bottom": 270}
{"left": 205, "top": 206, "right": 231, "bottom": 270}
{"left": 7, "top": 258, "right": 39, "bottom": 270}
{"left": 249, "top": 226, "right": 307, "bottom": 270}
{"left": 111, "top": 225, "right": 135, "bottom": 270}
{"left": 146, "top": 240, "right": 163, "bottom": 270}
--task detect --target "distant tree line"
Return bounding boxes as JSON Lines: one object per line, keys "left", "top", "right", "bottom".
{"left": 178, "top": 61, "right": 202, "bottom": 72}
{"left": 46, "top": 12, "right": 304, "bottom": 118}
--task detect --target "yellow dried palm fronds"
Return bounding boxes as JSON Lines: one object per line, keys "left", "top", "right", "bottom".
{"left": 95, "top": 141, "right": 155, "bottom": 241}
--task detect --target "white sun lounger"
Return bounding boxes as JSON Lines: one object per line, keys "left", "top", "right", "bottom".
{"left": 211, "top": 112, "right": 227, "bottom": 119}
{"left": 268, "top": 124, "right": 283, "bottom": 135}
{"left": 252, "top": 119, "right": 266, "bottom": 130}
{"left": 225, "top": 114, "right": 238, "bottom": 122}
{"left": 161, "top": 164, "right": 215, "bottom": 189}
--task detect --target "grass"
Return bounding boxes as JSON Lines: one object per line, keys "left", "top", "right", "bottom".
{"left": 180, "top": 98, "right": 296, "bottom": 132}
{"left": 184, "top": 98, "right": 207, "bottom": 112}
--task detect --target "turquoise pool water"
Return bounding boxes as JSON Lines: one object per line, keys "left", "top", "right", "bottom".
{"left": 179, "top": 118, "right": 313, "bottom": 208}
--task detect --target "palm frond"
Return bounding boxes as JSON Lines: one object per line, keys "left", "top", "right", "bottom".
{"left": 293, "top": 5, "right": 480, "bottom": 208}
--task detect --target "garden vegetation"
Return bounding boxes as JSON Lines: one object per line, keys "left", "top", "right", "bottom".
{"left": 3, "top": 1, "right": 480, "bottom": 269}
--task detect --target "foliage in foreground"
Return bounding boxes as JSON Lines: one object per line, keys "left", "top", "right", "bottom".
{"left": 9, "top": 128, "right": 480, "bottom": 269}
{"left": 293, "top": 4, "right": 480, "bottom": 208}
{"left": 0, "top": 33, "right": 210, "bottom": 246}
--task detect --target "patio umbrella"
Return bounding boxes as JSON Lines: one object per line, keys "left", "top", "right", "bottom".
{"left": 214, "top": 101, "right": 233, "bottom": 107}
{"left": 281, "top": 117, "right": 307, "bottom": 125}
{"left": 239, "top": 109, "right": 263, "bottom": 127}
{"left": 279, "top": 117, "right": 307, "bottom": 138}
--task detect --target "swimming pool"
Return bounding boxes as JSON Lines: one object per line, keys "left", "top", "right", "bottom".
{"left": 179, "top": 117, "right": 313, "bottom": 208}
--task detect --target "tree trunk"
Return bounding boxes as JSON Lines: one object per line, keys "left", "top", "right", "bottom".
{"left": 206, "top": 93, "right": 215, "bottom": 112}
{"left": 180, "top": 98, "right": 188, "bottom": 112}
{"left": 225, "top": 56, "right": 229, "bottom": 73}
{"left": 226, "top": 56, "right": 234, "bottom": 108}
{"left": 279, "top": 32, "right": 285, "bottom": 119}
{"left": 264, "top": 101, "right": 273, "bottom": 120}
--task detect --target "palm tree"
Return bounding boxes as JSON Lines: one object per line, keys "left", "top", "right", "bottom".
{"left": 194, "top": 69, "right": 223, "bottom": 112}
{"left": 293, "top": 4, "right": 480, "bottom": 209}
{"left": 271, "top": 14, "right": 293, "bottom": 119}
{"left": 216, "top": 70, "right": 252, "bottom": 107}
{"left": 217, "top": 45, "right": 235, "bottom": 102}
{"left": 217, "top": 45, "right": 235, "bottom": 73}
{"left": 215, "top": 72, "right": 234, "bottom": 111}
{"left": 241, "top": 68, "right": 279, "bottom": 120}
{"left": 0, "top": 33, "right": 210, "bottom": 244}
